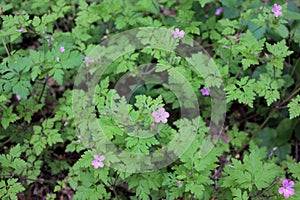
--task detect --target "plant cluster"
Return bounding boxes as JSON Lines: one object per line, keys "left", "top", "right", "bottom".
{"left": 0, "top": 0, "right": 300, "bottom": 199}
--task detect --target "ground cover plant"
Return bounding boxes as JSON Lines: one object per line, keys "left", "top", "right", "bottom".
{"left": 0, "top": 0, "right": 300, "bottom": 199}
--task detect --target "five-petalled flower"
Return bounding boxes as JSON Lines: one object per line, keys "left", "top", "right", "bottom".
{"left": 92, "top": 154, "right": 105, "bottom": 169}
{"left": 272, "top": 4, "right": 282, "bottom": 17}
{"left": 278, "top": 179, "right": 295, "bottom": 199}
{"left": 152, "top": 108, "right": 169, "bottom": 123}
{"left": 172, "top": 28, "right": 185, "bottom": 39}
{"left": 60, "top": 46, "right": 65, "bottom": 53}
{"left": 200, "top": 87, "right": 210, "bottom": 96}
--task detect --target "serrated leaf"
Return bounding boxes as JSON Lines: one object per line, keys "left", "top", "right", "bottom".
{"left": 30, "top": 135, "right": 47, "bottom": 155}
{"left": 9, "top": 144, "right": 22, "bottom": 158}
{"left": 266, "top": 40, "right": 293, "bottom": 59}
{"left": 225, "top": 77, "right": 256, "bottom": 107}
{"left": 51, "top": 68, "right": 64, "bottom": 85}
{"left": 12, "top": 81, "right": 31, "bottom": 99}
{"left": 288, "top": 95, "right": 300, "bottom": 119}
{"left": 1, "top": 106, "right": 19, "bottom": 129}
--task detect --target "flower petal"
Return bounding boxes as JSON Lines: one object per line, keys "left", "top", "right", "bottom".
{"left": 155, "top": 117, "right": 161, "bottom": 123}
{"left": 278, "top": 187, "right": 284, "bottom": 194}
{"left": 284, "top": 191, "right": 291, "bottom": 198}
{"left": 152, "top": 111, "right": 159, "bottom": 118}
{"left": 98, "top": 161, "right": 104, "bottom": 168}
{"left": 282, "top": 179, "right": 289, "bottom": 187}
{"left": 161, "top": 118, "right": 168, "bottom": 123}
{"left": 287, "top": 180, "right": 294, "bottom": 187}
{"left": 99, "top": 155, "right": 105, "bottom": 161}
{"left": 158, "top": 108, "right": 165, "bottom": 114}
{"left": 286, "top": 188, "right": 295, "bottom": 195}
{"left": 92, "top": 160, "right": 100, "bottom": 168}
{"left": 163, "top": 112, "right": 169, "bottom": 118}
{"left": 277, "top": 5, "right": 282, "bottom": 10}
{"left": 178, "top": 30, "right": 185, "bottom": 38}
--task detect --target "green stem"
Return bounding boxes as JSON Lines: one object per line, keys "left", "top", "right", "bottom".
{"left": 1, "top": 37, "right": 11, "bottom": 57}
{"left": 291, "top": 58, "right": 300, "bottom": 76}
{"left": 228, "top": 40, "right": 233, "bottom": 69}
{"left": 279, "top": 87, "right": 300, "bottom": 106}
{"left": 0, "top": 133, "right": 17, "bottom": 146}
{"left": 236, "top": 87, "right": 300, "bottom": 154}
{"left": 250, "top": 179, "right": 278, "bottom": 199}
{"left": 38, "top": 78, "right": 48, "bottom": 103}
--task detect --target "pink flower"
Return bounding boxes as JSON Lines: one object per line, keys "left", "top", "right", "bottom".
{"left": 200, "top": 87, "right": 210, "bottom": 96}
{"left": 278, "top": 179, "right": 295, "bottom": 198}
{"left": 50, "top": 37, "right": 54, "bottom": 41}
{"left": 152, "top": 108, "right": 169, "bottom": 123}
{"left": 272, "top": 4, "right": 282, "bottom": 17}
{"left": 18, "top": 27, "right": 25, "bottom": 32}
{"left": 56, "top": 56, "right": 60, "bottom": 62}
{"left": 47, "top": 42, "right": 51, "bottom": 46}
{"left": 84, "top": 57, "right": 95, "bottom": 63}
{"left": 172, "top": 28, "right": 185, "bottom": 39}
{"left": 59, "top": 46, "right": 65, "bottom": 53}
{"left": 215, "top": 7, "right": 222, "bottom": 15}
{"left": 92, "top": 154, "right": 105, "bottom": 169}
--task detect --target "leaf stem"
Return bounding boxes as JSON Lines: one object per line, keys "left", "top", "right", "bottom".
{"left": 1, "top": 37, "right": 11, "bottom": 57}
{"left": 250, "top": 179, "right": 278, "bottom": 199}
{"left": 38, "top": 77, "right": 48, "bottom": 103}
{"left": 278, "top": 87, "right": 300, "bottom": 107}
{"left": 236, "top": 87, "right": 300, "bottom": 155}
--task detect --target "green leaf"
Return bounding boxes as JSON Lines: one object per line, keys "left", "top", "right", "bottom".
{"left": 237, "top": 30, "right": 265, "bottom": 70}
{"left": 10, "top": 144, "right": 22, "bottom": 158}
{"left": 218, "top": 19, "right": 239, "bottom": 35}
{"left": 1, "top": 106, "right": 19, "bottom": 129}
{"left": 225, "top": 77, "right": 256, "bottom": 107}
{"left": 32, "top": 16, "right": 41, "bottom": 27}
{"left": 288, "top": 95, "right": 300, "bottom": 119}
{"left": 198, "top": 0, "right": 214, "bottom": 7}
{"left": 12, "top": 80, "right": 31, "bottom": 99}
{"left": 186, "top": 183, "right": 204, "bottom": 199}
{"left": 276, "top": 118, "right": 293, "bottom": 145}
{"left": 0, "top": 95, "right": 7, "bottom": 103}
{"left": 231, "top": 188, "right": 249, "bottom": 200}
{"left": 50, "top": 68, "right": 64, "bottom": 85}
{"left": 285, "top": 10, "right": 300, "bottom": 20}
{"left": 222, "top": 145, "right": 282, "bottom": 192}
{"left": 287, "top": 161, "right": 300, "bottom": 180}
{"left": 227, "top": 125, "right": 248, "bottom": 148}
{"left": 30, "top": 134, "right": 47, "bottom": 155}
{"left": 220, "top": 0, "right": 237, "bottom": 7}
{"left": 291, "top": 20, "right": 300, "bottom": 43}
{"left": 266, "top": 40, "right": 293, "bottom": 69}
{"left": 46, "top": 129, "right": 63, "bottom": 146}
{"left": 275, "top": 24, "right": 289, "bottom": 38}
{"left": 254, "top": 74, "right": 280, "bottom": 106}
{"left": 0, "top": 179, "right": 25, "bottom": 200}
